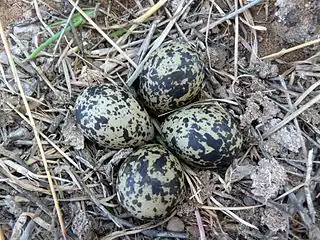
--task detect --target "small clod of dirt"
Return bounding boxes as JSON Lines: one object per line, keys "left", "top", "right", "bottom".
{"left": 186, "top": 225, "right": 201, "bottom": 239}
{"left": 274, "top": 0, "right": 320, "bottom": 44}
{"left": 261, "top": 206, "right": 289, "bottom": 232}
{"left": 198, "top": 170, "right": 220, "bottom": 200}
{"left": 204, "top": 45, "right": 229, "bottom": 69}
{"left": 71, "top": 211, "right": 96, "bottom": 240}
{"left": 62, "top": 115, "right": 85, "bottom": 150}
{"left": 250, "top": 158, "right": 287, "bottom": 201}
{"left": 230, "top": 164, "right": 255, "bottom": 183}
{"left": 176, "top": 199, "right": 197, "bottom": 219}
{"left": 240, "top": 92, "right": 280, "bottom": 129}
{"left": 263, "top": 118, "right": 304, "bottom": 153}
{"left": 78, "top": 68, "right": 105, "bottom": 86}
{"left": 300, "top": 105, "right": 320, "bottom": 127}
{"left": 248, "top": 60, "right": 279, "bottom": 79}
{"left": 46, "top": 90, "right": 72, "bottom": 108}
{"left": 261, "top": 139, "right": 282, "bottom": 157}
{"left": 0, "top": 110, "right": 15, "bottom": 129}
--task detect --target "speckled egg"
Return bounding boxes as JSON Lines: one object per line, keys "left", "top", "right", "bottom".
{"left": 75, "top": 83, "right": 154, "bottom": 149}
{"left": 137, "top": 41, "right": 205, "bottom": 114}
{"left": 161, "top": 104, "right": 243, "bottom": 167}
{"left": 116, "top": 144, "right": 185, "bottom": 220}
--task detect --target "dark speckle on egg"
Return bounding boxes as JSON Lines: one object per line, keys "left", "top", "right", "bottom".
{"left": 161, "top": 104, "right": 243, "bottom": 167}
{"left": 75, "top": 83, "right": 154, "bottom": 149}
{"left": 137, "top": 41, "right": 205, "bottom": 114}
{"left": 116, "top": 144, "right": 185, "bottom": 220}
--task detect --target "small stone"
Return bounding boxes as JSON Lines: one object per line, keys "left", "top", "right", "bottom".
{"left": 166, "top": 217, "right": 185, "bottom": 232}
{"left": 0, "top": 51, "right": 9, "bottom": 65}
{"left": 11, "top": 77, "right": 38, "bottom": 96}
{"left": 22, "top": 9, "right": 33, "bottom": 18}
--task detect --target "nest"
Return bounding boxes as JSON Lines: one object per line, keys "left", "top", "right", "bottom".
{"left": 0, "top": 0, "right": 319, "bottom": 239}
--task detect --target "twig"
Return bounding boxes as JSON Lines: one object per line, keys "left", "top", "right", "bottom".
{"left": 285, "top": 185, "right": 320, "bottom": 238}
{"left": 275, "top": 183, "right": 305, "bottom": 201}
{"left": 106, "top": 0, "right": 168, "bottom": 64}
{"left": 200, "top": 0, "right": 264, "bottom": 33}
{"left": 164, "top": 7, "right": 188, "bottom": 42}
{"left": 0, "top": 171, "right": 52, "bottom": 216}
{"left": 52, "top": 0, "right": 80, "bottom": 55}
{"left": 209, "top": 0, "right": 232, "bottom": 25}
{"left": 67, "top": 0, "right": 137, "bottom": 68}
{"left": 195, "top": 210, "right": 207, "bottom": 240}
{"left": 9, "top": 34, "right": 58, "bottom": 94}
{"left": 0, "top": 227, "right": 5, "bottom": 240}
{"left": 20, "top": 218, "right": 36, "bottom": 240}
{"left": 279, "top": 76, "right": 308, "bottom": 158}
{"left": 184, "top": 170, "right": 203, "bottom": 204}
{"left": 133, "top": 0, "right": 167, "bottom": 24}
{"left": 91, "top": 38, "right": 146, "bottom": 56}
{"left": 261, "top": 38, "right": 320, "bottom": 60}
{"left": 0, "top": 21, "right": 67, "bottom": 240}
{"left": 262, "top": 92, "right": 320, "bottom": 139}
{"left": 134, "top": 0, "right": 143, "bottom": 10}
{"left": 294, "top": 78, "right": 320, "bottom": 107}
{"left": 205, "top": 2, "right": 214, "bottom": 69}
{"left": 305, "top": 149, "right": 316, "bottom": 223}
{"left": 232, "top": 0, "right": 239, "bottom": 93}
{"left": 0, "top": 63, "right": 15, "bottom": 92}
{"left": 27, "top": 10, "right": 93, "bottom": 60}
{"left": 209, "top": 197, "right": 259, "bottom": 230}
{"left": 0, "top": 146, "right": 31, "bottom": 170}
{"left": 126, "top": 0, "right": 192, "bottom": 87}
{"left": 200, "top": 204, "right": 264, "bottom": 211}
{"left": 33, "top": 0, "right": 55, "bottom": 36}
{"left": 137, "top": 20, "right": 159, "bottom": 63}
{"left": 6, "top": 102, "right": 81, "bottom": 171}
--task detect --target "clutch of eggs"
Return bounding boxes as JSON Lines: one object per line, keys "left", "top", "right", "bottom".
{"left": 137, "top": 41, "right": 205, "bottom": 114}
{"left": 116, "top": 144, "right": 185, "bottom": 220}
{"left": 74, "top": 83, "right": 154, "bottom": 149}
{"left": 161, "top": 104, "right": 243, "bottom": 167}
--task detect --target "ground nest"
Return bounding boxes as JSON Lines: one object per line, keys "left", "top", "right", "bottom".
{"left": 0, "top": 0, "right": 319, "bottom": 239}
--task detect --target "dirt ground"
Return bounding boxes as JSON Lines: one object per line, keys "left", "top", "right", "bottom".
{"left": 0, "top": 0, "right": 319, "bottom": 239}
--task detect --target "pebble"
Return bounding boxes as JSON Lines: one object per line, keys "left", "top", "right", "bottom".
{"left": 0, "top": 52, "right": 9, "bottom": 65}
{"left": 13, "top": 24, "right": 40, "bottom": 40}
{"left": 166, "top": 217, "right": 185, "bottom": 232}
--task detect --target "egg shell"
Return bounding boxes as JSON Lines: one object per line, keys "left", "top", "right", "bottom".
{"left": 137, "top": 41, "right": 205, "bottom": 114}
{"left": 161, "top": 104, "right": 243, "bottom": 167}
{"left": 75, "top": 83, "right": 154, "bottom": 149}
{"left": 116, "top": 144, "right": 185, "bottom": 220}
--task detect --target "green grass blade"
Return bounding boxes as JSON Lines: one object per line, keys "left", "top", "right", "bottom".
{"left": 27, "top": 9, "right": 93, "bottom": 60}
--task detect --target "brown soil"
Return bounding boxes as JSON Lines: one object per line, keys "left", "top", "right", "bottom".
{"left": 0, "top": 1, "right": 29, "bottom": 28}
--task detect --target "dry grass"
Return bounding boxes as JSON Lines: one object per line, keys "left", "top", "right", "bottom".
{"left": 0, "top": 0, "right": 319, "bottom": 239}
